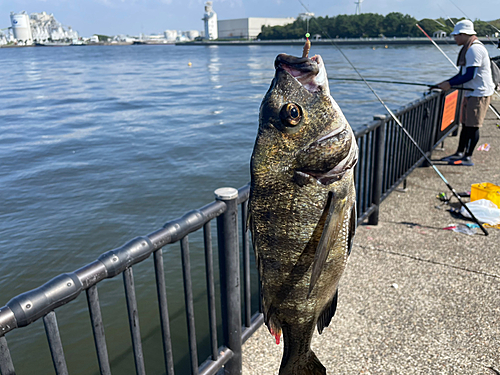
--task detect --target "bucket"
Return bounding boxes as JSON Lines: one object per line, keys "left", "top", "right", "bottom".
{"left": 470, "top": 182, "right": 500, "bottom": 207}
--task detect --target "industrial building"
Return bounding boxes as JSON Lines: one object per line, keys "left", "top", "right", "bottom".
{"left": 217, "top": 17, "right": 295, "bottom": 39}
{"left": 9, "top": 11, "right": 79, "bottom": 45}
{"left": 10, "top": 12, "right": 32, "bottom": 44}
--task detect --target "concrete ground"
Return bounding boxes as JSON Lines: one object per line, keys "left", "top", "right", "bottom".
{"left": 242, "top": 96, "right": 500, "bottom": 374}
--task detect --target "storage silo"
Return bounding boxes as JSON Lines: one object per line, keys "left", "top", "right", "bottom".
{"left": 10, "top": 11, "right": 33, "bottom": 44}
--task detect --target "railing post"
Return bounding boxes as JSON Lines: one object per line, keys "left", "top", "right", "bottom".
{"left": 368, "top": 121, "right": 386, "bottom": 225}
{"left": 215, "top": 187, "right": 242, "bottom": 375}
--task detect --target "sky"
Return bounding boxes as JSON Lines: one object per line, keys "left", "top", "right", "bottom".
{"left": 2, "top": 0, "right": 499, "bottom": 37}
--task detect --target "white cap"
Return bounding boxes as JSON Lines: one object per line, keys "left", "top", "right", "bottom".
{"left": 450, "top": 20, "right": 476, "bottom": 35}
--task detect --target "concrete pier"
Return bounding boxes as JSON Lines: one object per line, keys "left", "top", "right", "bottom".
{"left": 242, "top": 96, "right": 500, "bottom": 374}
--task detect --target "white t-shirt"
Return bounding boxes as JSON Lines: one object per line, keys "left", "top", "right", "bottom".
{"left": 462, "top": 41, "right": 495, "bottom": 97}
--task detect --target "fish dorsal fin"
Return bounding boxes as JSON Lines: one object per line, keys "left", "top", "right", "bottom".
{"left": 317, "top": 289, "right": 338, "bottom": 334}
{"left": 307, "top": 191, "right": 348, "bottom": 296}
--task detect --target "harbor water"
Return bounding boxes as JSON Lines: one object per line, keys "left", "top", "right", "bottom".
{"left": 1, "top": 43, "right": 499, "bottom": 374}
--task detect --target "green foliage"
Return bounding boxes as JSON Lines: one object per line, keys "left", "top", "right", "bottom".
{"left": 474, "top": 19, "right": 500, "bottom": 37}
{"left": 257, "top": 13, "right": 497, "bottom": 40}
{"left": 490, "top": 18, "right": 500, "bottom": 31}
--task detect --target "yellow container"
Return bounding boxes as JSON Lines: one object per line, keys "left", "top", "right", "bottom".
{"left": 470, "top": 182, "right": 500, "bottom": 207}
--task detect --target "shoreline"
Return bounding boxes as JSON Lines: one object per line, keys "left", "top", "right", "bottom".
{"left": 175, "top": 36, "right": 495, "bottom": 46}
{"left": 1, "top": 37, "right": 496, "bottom": 48}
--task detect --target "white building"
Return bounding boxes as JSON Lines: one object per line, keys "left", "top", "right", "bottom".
{"left": 29, "top": 12, "right": 78, "bottom": 42}
{"left": 433, "top": 30, "right": 447, "bottom": 38}
{"left": 185, "top": 30, "right": 200, "bottom": 40}
{"left": 0, "top": 30, "right": 8, "bottom": 45}
{"left": 10, "top": 12, "right": 33, "bottom": 44}
{"left": 202, "top": 1, "right": 218, "bottom": 40}
{"left": 9, "top": 11, "right": 78, "bottom": 44}
{"left": 218, "top": 17, "right": 295, "bottom": 40}
{"left": 164, "top": 30, "right": 178, "bottom": 42}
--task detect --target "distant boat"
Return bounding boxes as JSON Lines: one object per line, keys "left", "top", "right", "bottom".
{"left": 35, "top": 41, "right": 84, "bottom": 47}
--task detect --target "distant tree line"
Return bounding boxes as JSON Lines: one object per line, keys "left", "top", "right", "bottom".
{"left": 257, "top": 12, "right": 500, "bottom": 39}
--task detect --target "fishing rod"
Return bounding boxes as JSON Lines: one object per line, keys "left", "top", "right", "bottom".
{"left": 297, "top": 0, "right": 489, "bottom": 235}
{"left": 330, "top": 77, "right": 473, "bottom": 91}
{"left": 442, "top": 0, "right": 500, "bottom": 45}
{"left": 416, "top": 23, "right": 500, "bottom": 120}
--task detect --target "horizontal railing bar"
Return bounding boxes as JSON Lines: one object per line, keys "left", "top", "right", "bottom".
{"left": 356, "top": 204, "right": 378, "bottom": 225}
{"left": 199, "top": 347, "right": 234, "bottom": 375}
{"left": 0, "top": 308, "right": 16, "bottom": 337}
{"left": 148, "top": 200, "right": 227, "bottom": 249}
{"left": 354, "top": 91, "right": 440, "bottom": 139}
{"left": 236, "top": 184, "right": 250, "bottom": 205}
{"left": 354, "top": 119, "right": 384, "bottom": 138}
{"left": 241, "top": 313, "right": 265, "bottom": 344}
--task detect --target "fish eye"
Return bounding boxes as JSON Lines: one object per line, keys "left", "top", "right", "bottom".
{"left": 280, "top": 103, "right": 302, "bottom": 127}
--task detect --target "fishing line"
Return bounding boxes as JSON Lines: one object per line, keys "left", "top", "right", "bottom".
{"left": 445, "top": 0, "right": 500, "bottom": 35}
{"left": 445, "top": 0, "right": 469, "bottom": 21}
{"left": 296, "top": 0, "right": 489, "bottom": 235}
{"left": 437, "top": 4, "right": 456, "bottom": 26}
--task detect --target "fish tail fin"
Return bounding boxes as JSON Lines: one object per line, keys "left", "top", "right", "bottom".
{"left": 279, "top": 323, "right": 326, "bottom": 375}
{"left": 279, "top": 350, "right": 326, "bottom": 375}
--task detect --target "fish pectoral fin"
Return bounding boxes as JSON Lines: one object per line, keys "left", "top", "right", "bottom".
{"left": 307, "top": 192, "right": 347, "bottom": 297}
{"left": 317, "top": 289, "right": 338, "bottom": 334}
{"left": 347, "top": 201, "right": 357, "bottom": 257}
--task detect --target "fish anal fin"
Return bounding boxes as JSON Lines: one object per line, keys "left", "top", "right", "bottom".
{"left": 316, "top": 289, "right": 338, "bottom": 334}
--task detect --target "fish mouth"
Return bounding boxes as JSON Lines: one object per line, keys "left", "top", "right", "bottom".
{"left": 275, "top": 53, "right": 329, "bottom": 93}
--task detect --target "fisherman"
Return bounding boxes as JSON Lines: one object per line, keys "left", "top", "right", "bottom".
{"left": 438, "top": 19, "right": 496, "bottom": 166}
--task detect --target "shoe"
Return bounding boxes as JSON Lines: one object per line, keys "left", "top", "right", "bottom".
{"left": 441, "top": 152, "right": 464, "bottom": 162}
{"left": 448, "top": 156, "right": 474, "bottom": 166}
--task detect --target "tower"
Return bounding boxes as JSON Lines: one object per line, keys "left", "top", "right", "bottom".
{"left": 355, "top": 0, "right": 364, "bottom": 15}
{"left": 202, "top": 2, "right": 218, "bottom": 40}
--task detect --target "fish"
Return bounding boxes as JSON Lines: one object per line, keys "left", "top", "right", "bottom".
{"left": 248, "top": 49, "right": 358, "bottom": 375}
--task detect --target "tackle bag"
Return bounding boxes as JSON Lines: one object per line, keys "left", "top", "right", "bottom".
{"left": 490, "top": 57, "right": 500, "bottom": 90}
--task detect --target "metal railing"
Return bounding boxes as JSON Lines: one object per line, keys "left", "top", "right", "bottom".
{"left": 0, "top": 89, "right": 460, "bottom": 375}
{"left": 353, "top": 89, "right": 462, "bottom": 224}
